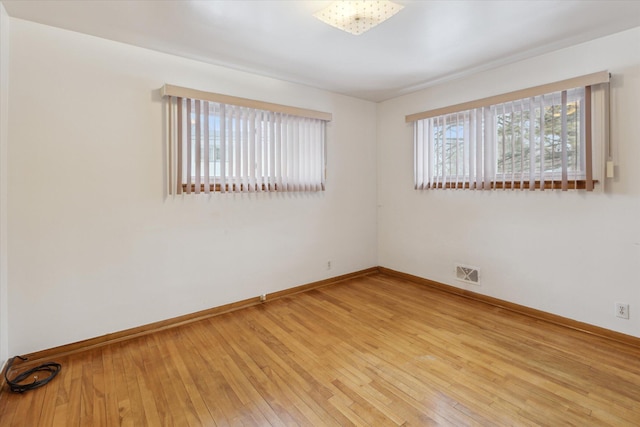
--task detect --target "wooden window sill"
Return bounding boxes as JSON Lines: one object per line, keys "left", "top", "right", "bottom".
{"left": 181, "top": 183, "right": 281, "bottom": 192}
{"left": 180, "top": 183, "right": 325, "bottom": 193}
{"left": 420, "top": 180, "right": 598, "bottom": 190}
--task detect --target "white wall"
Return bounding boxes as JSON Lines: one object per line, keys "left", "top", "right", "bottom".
{"left": 0, "top": 3, "right": 9, "bottom": 365}
{"left": 7, "top": 19, "right": 378, "bottom": 355}
{"left": 6, "top": 17, "right": 639, "bottom": 357}
{"left": 378, "top": 27, "right": 640, "bottom": 338}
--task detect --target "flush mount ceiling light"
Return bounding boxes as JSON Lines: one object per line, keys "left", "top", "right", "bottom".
{"left": 313, "top": 1, "right": 404, "bottom": 35}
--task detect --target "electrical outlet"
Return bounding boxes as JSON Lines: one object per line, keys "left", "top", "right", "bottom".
{"left": 327, "top": 261, "right": 332, "bottom": 270}
{"left": 615, "top": 303, "right": 629, "bottom": 319}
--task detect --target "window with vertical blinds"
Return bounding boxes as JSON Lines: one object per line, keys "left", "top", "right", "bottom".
{"left": 162, "top": 85, "right": 332, "bottom": 194}
{"left": 406, "top": 71, "right": 610, "bottom": 191}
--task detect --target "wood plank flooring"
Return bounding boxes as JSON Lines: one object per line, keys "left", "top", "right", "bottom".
{"left": 1, "top": 273, "right": 639, "bottom": 426}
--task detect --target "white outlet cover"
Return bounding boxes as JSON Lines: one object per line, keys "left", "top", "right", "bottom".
{"left": 615, "top": 303, "right": 629, "bottom": 319}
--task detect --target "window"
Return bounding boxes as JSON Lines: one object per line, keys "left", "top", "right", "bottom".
{"left": 163, "top": 85, "right": 331, "bottom": 194}
{"left": 408, "top": 72, "right": 610, "bottom": 191}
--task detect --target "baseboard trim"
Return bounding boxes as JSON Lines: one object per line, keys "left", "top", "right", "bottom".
{"left": 13, "top": 264, "right": 640, "bottom": 370}
{"left": 378, "top": 266, "right": 640, "bottom": 349}
{"left": 18, "top": 267, "right": 379, "bottom": 367}
{"left": 0, "top": 360, "right": 6, "bottom": 401}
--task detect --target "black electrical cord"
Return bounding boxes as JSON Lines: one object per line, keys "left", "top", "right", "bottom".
{"left": 3, "top": 355, "right": 61, "bottom": 393}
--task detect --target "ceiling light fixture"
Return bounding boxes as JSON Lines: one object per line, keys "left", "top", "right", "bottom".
{"left": 313, "top": 1, "right": 404, "bottom": 36}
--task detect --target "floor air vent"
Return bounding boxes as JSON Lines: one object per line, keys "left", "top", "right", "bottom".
{"left": 456, "top": 265, "right": 479, "bottom": 285}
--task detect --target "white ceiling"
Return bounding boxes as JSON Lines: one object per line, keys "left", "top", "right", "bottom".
{"left": 3, "top": 1, "right": 640, "bottom": 102}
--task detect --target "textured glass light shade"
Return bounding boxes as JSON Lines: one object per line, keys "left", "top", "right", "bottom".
{"left": 313, "top": 1, "right": 404, "bottom": 35}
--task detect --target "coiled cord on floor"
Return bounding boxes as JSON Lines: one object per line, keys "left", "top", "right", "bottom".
{"left": 3, "top": 355, "right": 61, "bottom": 393}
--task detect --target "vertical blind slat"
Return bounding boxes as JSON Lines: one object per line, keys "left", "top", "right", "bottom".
{"left": 426, "top": 119, "right": 432, "bottom": 189}
{"left": 268, "top": 112, "right": 275, "bottom": 191}
{"left": 203, "top": 101, "right": 210, "bottom": 193}
{"left": 509, "top": 102, "right": 515, "bottom": 189}
{"left": 561, "top": 90, "right": 568, "bottom": 191}
{"left": 234, "top": 106, "right": 241, "bottom": 191}
{"left": 529, "top": 97, "right": 536, "bottom": 191}
{"left": 220, "top": 104, "right": 227, "bottom": 192}
{"left": 415, "top": 122, "right": 420, "bottom": 188}
{"left": 475, "top": 108, "right": 482, "bottom": 190}
{"left": 519, "top": 99, "right": 525, "bottom": 190}
{"left": 483, "top": 106, "right": 494, "bottom": 190}
{"left": 168, "top": 96, "right": 174, "bottom": 195}
{"left": 574, "top": 89, "right": 579, "bottom": 189}
{"left": 585, "top": 85, "right": 593, "bottom": 191}
{"left": 305, "top": 119, "right": 311, "bottom": 192}
{"left": 282, "top": 115, "right": 289, "bottom": 191}
{"left": 194, "top": 100, "right": 201, "bottom": 194}
{"left": 248, "top": 109, "right": 256, "bottom": 191}
{"left": 212, "top": 103, "right": 220, "bottom": 190}
{"left": 454, "top": 113, "right": 460, "bottom": 190}
{"left": 463, "top": 112, "right": 469, "bottom": 189}
{"left": 500, "top": 103, "right": 505, "bottom": 189}
{"left": 441, "top": 116, "right": 446, "bottom": 188}
{"left": 241, "top": 107, "right": 248, "bottom": 192}
{"left": 275, "top": 113, "right": 281, "bottom": 191}
{"left": 185, "top": 99, "right": 192, "bottom": 194}
{"left": 177, "top": 97, "right": 183, "bottom": 195}
{"left": 538, "top": 95, "right": 545, "bottom": 190}
{"left": 256, "top": 111, "right": 264, "bottom": 191}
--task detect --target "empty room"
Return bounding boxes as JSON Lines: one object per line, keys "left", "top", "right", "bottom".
{"left": 0, "top": 1, "right": 639, "bottom": 425}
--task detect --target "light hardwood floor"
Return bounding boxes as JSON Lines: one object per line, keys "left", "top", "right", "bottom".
{"left": 1, "top": 273, "right": 639, "bottom": 426}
